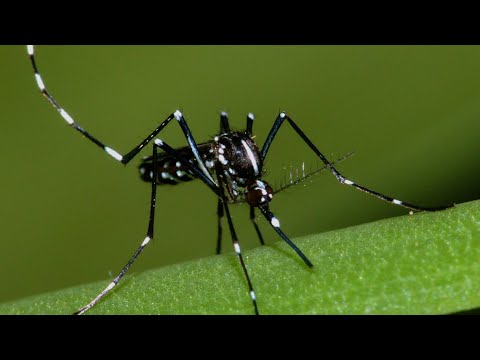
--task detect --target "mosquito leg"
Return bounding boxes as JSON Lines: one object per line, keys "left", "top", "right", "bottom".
{"left": 250, "top": 206, "right": 265, "bottom": 246}
{"left": 74, "top": 144, "right": 160, "bottom": 315}
{"left": 257, "top": 204, "right": 313, "bottom": 268}
{"left": 156, "top": 139, "right": 259, "bottom": 314}
{"left": 261, "top": 112, "right": 454, "bottom": 212}
{"left": 27, "top": 46, "right": 214, "bottom": 182}
{"left": 216, "top": 198, "right": 224, "bottom": 255}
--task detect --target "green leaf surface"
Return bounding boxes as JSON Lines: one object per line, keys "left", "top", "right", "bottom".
{"left": 2, "top": 200, "right": 480, "bottom": 315}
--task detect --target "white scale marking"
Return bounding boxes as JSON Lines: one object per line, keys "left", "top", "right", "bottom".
{"left": 250, "top": 291, "right": 256, "bottom": 301}
{"left": 248, "top": 113, "right": 254, "bottom": 120}
{"left": 59, "top": 109, "right": 75, "bottom": 125}
{"left": 35, "top": 73, "right": 45, "bottom": 90}
{"left": 240, "top": 139, "right": 259, "bottom": 176}
{"left": 105, "top": 147, "right": 123, "bottom": 161}
{"left": 141, "top": 236, "right": 151, "bottom": 247}
{"left": 234, "top": 242, "right": 241, "bottom": 254}
{"left": 155, "top": 139, "right": 164, "bottom": 146}
{"left": 219, "top": 154, "right": 228, "bottom": 165}
{"left": 344, "top": 179, "right": 354, "bottom": 185}
{"left": 256, "top": 180, "right": 266, "bottom": 189}
{"left": 105, "top": 282, "right": 116, "bottom": 291}
{"left": 393, "top": 199, "right": 403, "bottom": 205}
{"left": 174, "top": 110, "right": 183, "bottom": 120}
{"left": 271, "top": 217, "right": 280, "bottom": 228}
{"left": 166, "top": 172, "right": 177, "bottom": 181}
{"left": 27, "top": 45, "right": 34, "bottom": 55}
{"left": 176, "top": 161, "right": 181, "bottom": 168}
{"left": 176, "top": 170, "right": 186, "bottom": 177}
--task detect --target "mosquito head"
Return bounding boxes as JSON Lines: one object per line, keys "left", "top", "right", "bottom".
{"left": 245, "top": 179, "right": 273, "bottom": 207}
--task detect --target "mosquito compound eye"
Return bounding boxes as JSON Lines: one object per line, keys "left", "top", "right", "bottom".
{"left": 245, "top": 180, "right": 273, "bottom": 207}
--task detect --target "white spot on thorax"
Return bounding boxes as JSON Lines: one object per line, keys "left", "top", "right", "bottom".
{"left": 219, "top": 154, "right": 228, "bottom": 165}
{"left": 256, "top": 180, "right": 266, "bottom": 189}
{"left": 241, "top": 139, "right": 259, "bottom": 176}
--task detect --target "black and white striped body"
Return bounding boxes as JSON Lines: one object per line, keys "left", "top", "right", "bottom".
{"left": 139, "top": 131, "right": 267, "bottom": 204}
{"left": 27, "top": 45, "right": 453, "bottom": 315}
{"left": 139, "top": 144, "right": 209, "bottom": 185}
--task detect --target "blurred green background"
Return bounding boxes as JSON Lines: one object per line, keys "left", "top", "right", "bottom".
{"left": 1, "top": 45, "right": 480, "bottom": 304}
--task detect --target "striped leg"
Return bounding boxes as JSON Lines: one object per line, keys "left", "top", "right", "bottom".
{"left": 74, "top": 145, "right": 160, "bottom": 315}
{"left": 257, "top": 204, "right": 313, "bottom": 268}
{"left": 27, "top": 46, "right": 214, "bottom": 183}
{"left": 216, "top": 202, "right": 265, "bottom": 255}
{"left": 223, "top": 200, "right": 259, "bottom": 315}
{"left": 216, "top": 172, "right": 259, "bottom": 315}
{"left": 216, "top": 198, "right": 224, "bottom": 255}
{"left": 261, "top": 112, "right": 454, "bottom": 212}
{"left": 250, "top": 206, "right": 265, "bottom": 246}
{"left": 157, "top": 139, "right": 259, "bottom": 314}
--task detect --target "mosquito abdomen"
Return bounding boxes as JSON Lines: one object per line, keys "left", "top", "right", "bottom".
{"left": 139, "top": 157, "right": 195, "bottom": 185}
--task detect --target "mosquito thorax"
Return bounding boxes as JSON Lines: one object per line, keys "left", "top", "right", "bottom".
{"left": 213, "top": 132, "right": 262, "bottom": 186}
{"left": 245, "top": 179, "right": 274, "bottom": 207}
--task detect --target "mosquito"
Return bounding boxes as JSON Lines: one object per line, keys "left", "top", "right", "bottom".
{"left": 27, "top": 45, "right": 453, "bottom": 315}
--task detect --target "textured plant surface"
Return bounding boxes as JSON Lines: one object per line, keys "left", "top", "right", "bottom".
{"left": 2, "top": 200, "right": 480, "bottom": 315}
